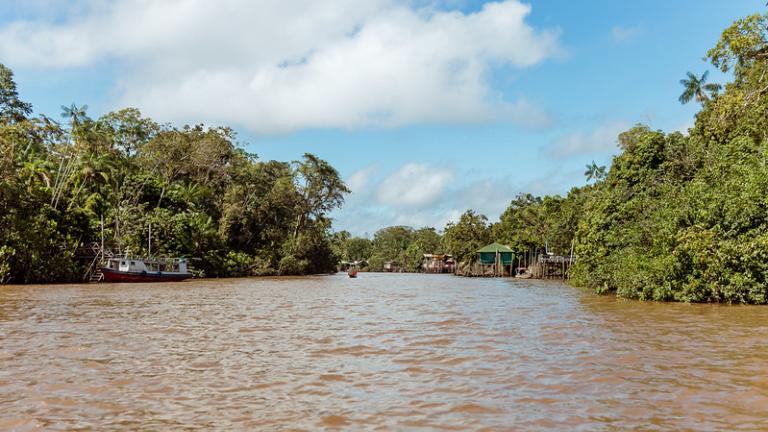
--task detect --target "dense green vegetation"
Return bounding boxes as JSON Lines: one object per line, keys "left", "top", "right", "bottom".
{"left": 0, "top": 65, "right": 348, "bottom": 283}
{"left": 334, "top": 198, "right": 577, "bottom": 273}
{"left": 333, "top": 225, "right": 442, "bottom": 272}
{"left": 4, "top": 12, "right": 768, "bottom": 304}
{"left": 338, "top": 12, "right": 768, "bottom": 303}
{"left": 565, "top": 12, "right": 768, "bottom": 303}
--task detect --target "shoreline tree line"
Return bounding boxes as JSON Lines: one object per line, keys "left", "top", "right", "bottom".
{"left": 336, "top": 12, "right": 768, "bottom": 303}
{"left": 0, "top": 66, "right": 349, "bottom": 283}
{"left": 3, "top": 12, "right": 767, "bottom": 303}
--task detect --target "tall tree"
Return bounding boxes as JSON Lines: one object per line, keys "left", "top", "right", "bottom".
{"left": 442, "top": 210, "right": 490, "bottom": 263}
{"left": 584, "top": 161, "right": 607, "bottom": 183}
{"left": 0, "top": 64, "right": 351, "bottom": 283}
{"left": 403, "top": 227, "right": 442, "bottom": 271}
{"left": 0, "top": 64, "right": 33, "bottom": 123}
{"left": 60, "top": 103, "right": 89, "bottom": 126}
{"left": 678, "top": 71, "right": 721, "bottom": 104}
{"left": 292, "top": 153, "right": 349, "bottom": 239}
{"left": 345, "top": 237, "right": 373, "bottom": 262}
{"left": 371, "top": 226, "right": 413, "bottom": 266}
{"left": 97, "top": 108, "right": 160, "bottom": 156}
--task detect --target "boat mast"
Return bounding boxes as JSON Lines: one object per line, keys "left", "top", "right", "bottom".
{"left": 148, "top": 223, "right": 152, "bottom": 256}
{"left": 100, "top": 214, "right": 104, "bottom": 261}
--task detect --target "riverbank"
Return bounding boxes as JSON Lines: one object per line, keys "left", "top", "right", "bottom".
{"left": 0, "top": 65, "right": 350, "bottom": 285}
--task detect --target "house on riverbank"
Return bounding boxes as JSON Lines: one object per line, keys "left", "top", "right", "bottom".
{"left": 421, "top": 254, "right": 456, "bottom": 274}
{"left": 530, "top": 253, "right": 575, "bottom": 279}
{"left": 383, "top": 261, "right": 400, "bottom": 272}
{"left": 458, "top": 242, "right": 514, "bottom": 277}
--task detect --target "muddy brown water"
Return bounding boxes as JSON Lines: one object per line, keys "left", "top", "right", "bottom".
{"left": 1, "top": 273, "right": 767, "bottom": 431}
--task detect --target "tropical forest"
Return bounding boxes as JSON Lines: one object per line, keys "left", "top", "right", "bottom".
{"left": 0, "top": 65, "right": 349, "bottom": 283}
{"left": 3, "top": 12, "right": 768, "bottom": 304}
{"left": 336, "top": 12, "right": 768, "bottom": 303}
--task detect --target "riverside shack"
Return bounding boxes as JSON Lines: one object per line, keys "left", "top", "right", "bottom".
{"left": 421, "top": 254, "right": 456, "bottom": 274}
{"left": 475, "top": 242, "right": 514, "bottom": 277}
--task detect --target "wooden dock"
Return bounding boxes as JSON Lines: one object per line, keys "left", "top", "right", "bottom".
{"left": 530, "top": 254, "right": 576, "bottom": 279}
{"left": 456, "top": 252, "right": 575, "bottom": 280}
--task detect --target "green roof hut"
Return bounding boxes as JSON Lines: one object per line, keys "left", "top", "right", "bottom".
{"left": 476, "top": 242, "right": 514, "bottom": 277}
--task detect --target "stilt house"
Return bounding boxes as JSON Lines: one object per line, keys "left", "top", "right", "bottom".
{"left": 476, "top": 242, "right": 514, "bottom": 277}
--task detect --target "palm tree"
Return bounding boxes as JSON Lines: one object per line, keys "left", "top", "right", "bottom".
{"left": 585, "top": 161, "right": 607, "bottom": 183}
{"left": 60, "top": 103, "right": 89, "bottom": 126}
{"left": 19, "top": 158, "right": 52, "bottom": 188}
{"left": 65, "top": 152, "right": 117, "bottom": 211}
{"left": 679, "top": 71, "right": 722, "bottom": 104}
{"left": 171, "top": 182, "right": 208, "bottom": 209}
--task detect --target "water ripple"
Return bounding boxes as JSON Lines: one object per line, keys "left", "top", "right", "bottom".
{"left": 1, "top": 274, "right": 768, "bottom": 430}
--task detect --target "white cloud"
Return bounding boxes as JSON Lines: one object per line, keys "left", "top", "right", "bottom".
{"left": 452, "top": 178, "right": 514, "bottom": 217}
{"left": 547, "top": 121, "right": 629, "bottom": 159}
{"left": 332, "top": 159, "right": 606, "bottom": 236}
{"left": 331, "top": 161, "right": 538, "bottom": 235}
{"left": 611, "top": 25, "right": 641, "bottom": 43}
{"left": 376, "top": 163, "right": 454, "bottom": 208}
{"left": 346, "top": 165, "right": 377, "bottom": 193}
{"left": 0, "top": 0, "right": 561, "bottom": 133}
{"left": 383, "top": 176, "right": 513, "bottom": 229}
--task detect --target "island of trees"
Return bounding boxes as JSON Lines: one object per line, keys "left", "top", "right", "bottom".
{"left": 3, "top": 12, "right": 768, "bottom": 303}
{"left": 335, "top": 12, "right": 768, "bottom": 304}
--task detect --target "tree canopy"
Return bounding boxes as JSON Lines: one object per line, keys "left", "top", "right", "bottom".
{"left": 559, "top": 12, "right": 768, "bottom": 303}
{"left": 0, "top": 66, "right": 349, "bottom": 282}
{"left": 332, "top": 12, "right": 768, "bottom": 304}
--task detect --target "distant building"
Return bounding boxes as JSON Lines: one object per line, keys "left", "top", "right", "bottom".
{"left": 421, "top": 254, "right": 456, "bottom": 274}
{"left": 383, "top": 261, "right": 399, "bottom": 272}
{"left": 475, "top": 242, "right": 514, "bottom": 277}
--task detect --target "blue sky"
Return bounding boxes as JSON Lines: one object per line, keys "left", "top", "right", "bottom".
{"left": 0, "top": 0, "right": 763, "bottom": 236}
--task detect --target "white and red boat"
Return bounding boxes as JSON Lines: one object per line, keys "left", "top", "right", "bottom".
{"left": 101, "top": 257, "right": 192, "bottom": 283}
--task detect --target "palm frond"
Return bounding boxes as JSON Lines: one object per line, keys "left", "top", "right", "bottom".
{"left": 703, "top": 83, "right": 722, "bottom": 92}
{"left": 678, "top": 87, "right": 694, "bottom": 104}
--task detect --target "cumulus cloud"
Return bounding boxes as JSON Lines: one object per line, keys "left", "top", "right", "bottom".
{"left": 452, "top": 178, "right": 515, "bottom": 217}
{"left": 332, "top": 161, "right": 551, "bottom": 235}
{"left": 547, "top": 121, "right": 628, "bottom": 159}
{"left": 0, "top": 0, "right": 561, "bottom": 133}
{"left": 376, "top": 163, "right": 454, "bottom": 208}
{"left": 346, "top": 165, "right": 378, "bottom": 193}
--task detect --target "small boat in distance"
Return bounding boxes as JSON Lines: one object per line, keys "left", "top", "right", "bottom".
{"left": 101, "top": 257, "right": 193, "bottom": 282}
{"left": 348, "top": 269, "right": 358, "bottom": 278}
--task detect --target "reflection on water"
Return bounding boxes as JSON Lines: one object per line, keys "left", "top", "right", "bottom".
{"left": 1, "top": 273, "right": 767, "bottom": 430}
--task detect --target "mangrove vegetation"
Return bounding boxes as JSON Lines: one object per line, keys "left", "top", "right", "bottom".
{"left": 337, "top": 12, "right": 768, "bottom": 303}
{"left": 0, "top": 64, "right": 348, "bottom": 282}
{"left": 4, "top": 12, "right": 768, "bottom": 304}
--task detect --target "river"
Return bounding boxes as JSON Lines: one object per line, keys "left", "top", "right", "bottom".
{"left": 1, "top": 273, "right": 767, "bottom": 430}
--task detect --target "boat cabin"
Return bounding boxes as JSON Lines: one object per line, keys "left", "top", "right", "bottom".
{"left": 104, "top": 257, "right": 188, "bottom": 274}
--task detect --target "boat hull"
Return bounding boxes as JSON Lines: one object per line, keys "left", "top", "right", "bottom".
{"left": 101, "top": 268, "right": 192, "bottom": 283}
